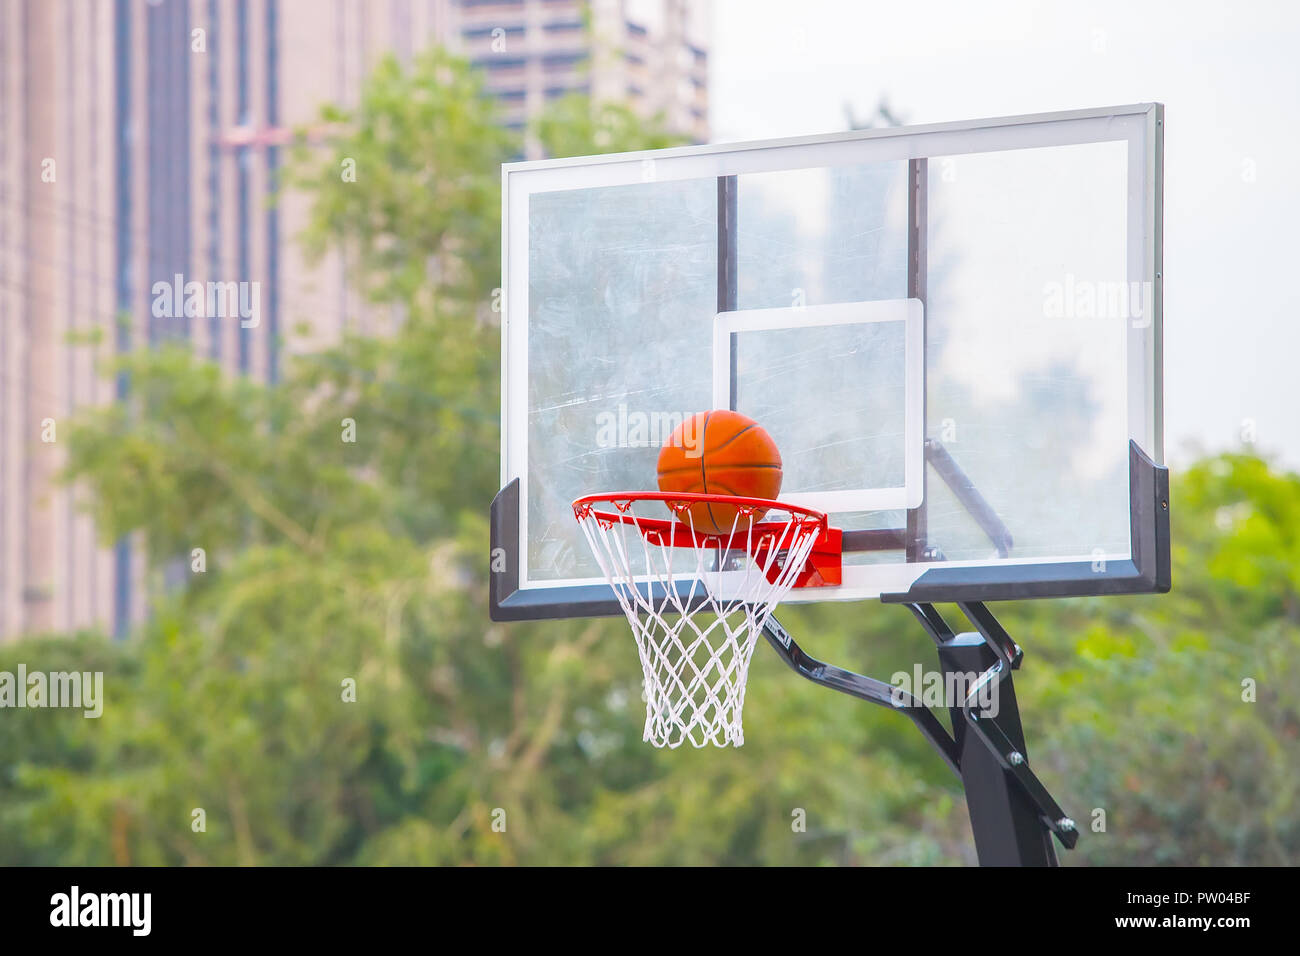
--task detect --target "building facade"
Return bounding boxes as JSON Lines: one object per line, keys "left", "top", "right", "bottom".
{"left": 0, "top": 0, "right": 710, "bottom": 640}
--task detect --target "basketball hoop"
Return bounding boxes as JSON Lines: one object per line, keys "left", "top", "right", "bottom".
{"left": 573, "top": 492, "right": 842, "bottom": 749}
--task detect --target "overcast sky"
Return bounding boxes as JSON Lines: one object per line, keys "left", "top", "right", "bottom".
{"left": 710, "top": 0, "right": 1300, "bottom": 469}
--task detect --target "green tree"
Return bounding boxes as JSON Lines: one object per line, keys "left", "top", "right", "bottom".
{"left": 0, "top": 48, "right": 680, "bottom": 867}
{"left": 1029, "top": 453, "right": 1300, "bottom": 864}
{"left": 533, "top": 92, "right": 686, "bottom": 158}
{"left": 288, "top": 48, "right": 513, "bottom": 311}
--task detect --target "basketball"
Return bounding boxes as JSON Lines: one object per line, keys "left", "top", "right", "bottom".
{"left": 656, "top": 410, "right": 783, "bottom": 534}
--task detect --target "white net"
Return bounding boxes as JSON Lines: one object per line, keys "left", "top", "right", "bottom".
{"left": 574, "top": 496, "right": 825, "bottom": 748}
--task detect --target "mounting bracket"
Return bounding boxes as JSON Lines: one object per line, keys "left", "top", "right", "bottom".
{"left": 762, "top": 600, "right": 1076, "bottom": 866}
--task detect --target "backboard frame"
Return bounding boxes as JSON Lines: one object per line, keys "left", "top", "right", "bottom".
{"left": 491, "top": 103, "right": 1167, "bottom": 622}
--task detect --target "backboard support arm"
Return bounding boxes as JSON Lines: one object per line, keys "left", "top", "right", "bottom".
{"left": 762, "top": 600, "right": 1076, "bottom": 866}
{"left": 762, "top": 615, "right": 960, "bottom": 776}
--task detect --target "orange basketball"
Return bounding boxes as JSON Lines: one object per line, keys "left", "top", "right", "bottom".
{"left": 656, "top": 410, "right": 783, "bottom": 534}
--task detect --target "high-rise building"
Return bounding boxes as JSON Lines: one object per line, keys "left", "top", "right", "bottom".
{"left": 0, "top": 0, "right": 710, "bottom": 641}
{"left": 463, "top": 0, "right": 709, "bottom": 145}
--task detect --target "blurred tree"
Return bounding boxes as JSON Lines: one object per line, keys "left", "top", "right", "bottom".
{"left": 532, "top": 92, "right": 685, "bottom": 158}
{"left": 1022, "top": 453, "right": 1300, "bottom": 864}
{"left": 287, "top": 48, "right": 512, "bottom": 311}
{"left": 0, "top": 49, "right": 686, "bottom": 867}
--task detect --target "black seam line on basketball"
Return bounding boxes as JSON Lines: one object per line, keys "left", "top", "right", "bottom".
{"left": 701, "top": 411, "right": 718, "bottom": 531}
{"left": 706, "top": 421, "right": 759, "bottom": 454}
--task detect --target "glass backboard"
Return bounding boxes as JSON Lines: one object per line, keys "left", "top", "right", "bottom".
{"left": 491, "top": 104, "right": 1167, "bottom": 620}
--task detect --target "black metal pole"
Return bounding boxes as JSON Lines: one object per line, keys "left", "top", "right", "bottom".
{"left": 767, "top": 604, "right": 1073, "bottom": 866}
{"left": 936, "top": 632, "right": 1059, "bottom": 866}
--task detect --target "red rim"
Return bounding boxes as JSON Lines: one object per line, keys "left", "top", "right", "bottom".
{"left": 573, "top": 491, "right": 829, "bottom": 545}
{"left": 572, "top": 491, "right": 843, "bottom": 588}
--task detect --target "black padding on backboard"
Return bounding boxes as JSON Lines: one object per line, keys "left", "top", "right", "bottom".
{"left": 880, "top": 440, "right": 1171, "bottom": 603}
{"left": 489, "top": 478, "right": 625, "bottom": 621}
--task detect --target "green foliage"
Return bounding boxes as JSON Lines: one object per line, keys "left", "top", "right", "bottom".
{"left": 287, "top": 48, "right": 516, "bottom": 310}
{"left": 1025, "top": 453, "right": 1300, "bottom": 864}
{"left": 532, "top": 93, "right": 688, "bottom": 158}
{"left": 3, "top": 47, "right": 1296, "bottom": 866}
